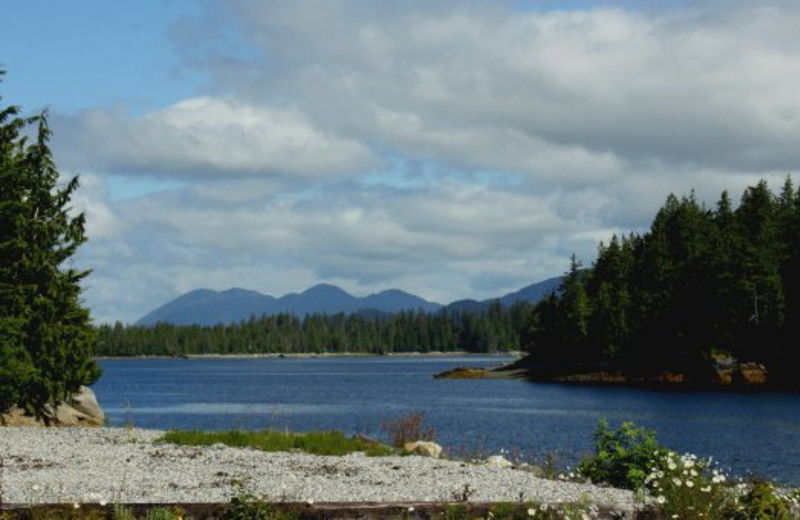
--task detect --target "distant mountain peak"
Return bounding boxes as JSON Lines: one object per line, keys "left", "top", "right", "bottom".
{"left": 137, "top": 283, "right": 440, "bottom": 326}
{"left": 302, "top": 283, "right": 352, "bottom": 296}
{"left": 136, "top": 277, "right": 562, "bottom": 327}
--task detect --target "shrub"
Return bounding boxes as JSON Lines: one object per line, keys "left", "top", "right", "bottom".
{"left": 644, "top": 451, "right": 735, "bottom": 520}
{"left": 223, "top": 486, "right": 296, "bottom": 520}
{"left": 731, "top": 480, "right": 799, "bottom": 520}
{"left": 380, "top": 411, "right": 436, "bottom": 448}
{"left": 144, "top": 507, "right": 186, "bottom": 520}
{"left": 578, "top": 419, "right": 668, "bottom": 490}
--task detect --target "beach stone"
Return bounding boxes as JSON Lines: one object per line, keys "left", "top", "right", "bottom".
{"left": 486, "top": 455, "right": 513, "bottom": 468}
{"left": 403, "top": 440, "right": 443, "bottom": 458}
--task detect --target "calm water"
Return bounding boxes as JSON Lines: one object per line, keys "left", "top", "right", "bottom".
{"left": 93, "top": 356, "right": 800, "bottom": 485}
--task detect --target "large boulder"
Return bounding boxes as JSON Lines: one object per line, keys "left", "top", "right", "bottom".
{"left": 70, "top": 386, "right": 105, "bottom": 424}
{"left": 403, "top": 440, "right": 443, "bottom": 458}
{"left": 0, "top": 386, "right": 104, "bottom": 427}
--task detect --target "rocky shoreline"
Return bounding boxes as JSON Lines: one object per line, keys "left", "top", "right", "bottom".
{"left": 435, "top": 355, "right": 784, "bottom": 389}
{"left": 0, "top": 427, "right": 640, "bottom": 512}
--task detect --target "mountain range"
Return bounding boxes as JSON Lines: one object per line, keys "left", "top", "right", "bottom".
{"left": 136, "top": 276, "right": 562, "bottom": 326}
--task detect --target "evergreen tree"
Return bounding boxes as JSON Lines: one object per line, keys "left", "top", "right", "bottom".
{"left": 0, "top": 88, "right": 33, "bottom": 412}
{"left": 588, "top": 235, "right": 633, "bottom": 361}
{"left": 733, "top": 181, "right": 784, "bottom": 362}
{"left": 0, "top": 73, "right": 99, "bottom": 417}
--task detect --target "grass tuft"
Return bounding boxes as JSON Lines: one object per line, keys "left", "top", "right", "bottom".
{"left": 157, "top": 429, "right": 395, "bottom": 456}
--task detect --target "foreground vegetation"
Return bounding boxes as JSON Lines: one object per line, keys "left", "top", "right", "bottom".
{"left": 577, "top": 420, "right": 800, "bottom": 519}
{"left": 158, "top": 411, "right": 437, "bottom": 457}
{"left": 158, "top": 429, "right": 395, "bottom": 457}
{"left": 0, "top": 500, "right": 628, "bottom": 520}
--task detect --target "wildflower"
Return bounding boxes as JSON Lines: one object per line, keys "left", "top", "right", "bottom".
{"left": 701, "top": 486, "right": 711, "bottom": 493}
{"left": 73, "top": 503, "right": 80, "bottom": 510}
{"left": 672, "top": 477, "right": 682, "bottom": 487}
{"left": 527, "top": 507, "right": 536, "bottom": 517}
{"left": 408, "top": 507, "right": 415, "bottom": 513}
{"left": 685, "top": 480, "right": 694, "bottom": 488}
{"left": 656, "top": 496, "right": 667, "bottom": 505}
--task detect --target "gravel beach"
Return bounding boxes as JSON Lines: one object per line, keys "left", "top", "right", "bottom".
{"left": 0, "top": 427, "right": 640, "bottom": 511}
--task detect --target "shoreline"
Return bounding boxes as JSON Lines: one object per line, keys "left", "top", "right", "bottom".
{"left": 94, "top": 351, "right": 522, "bottom": 361}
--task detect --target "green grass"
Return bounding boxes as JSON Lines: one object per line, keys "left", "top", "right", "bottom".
{"left": 158, "top": 429, "right": 396, "bottom": 456}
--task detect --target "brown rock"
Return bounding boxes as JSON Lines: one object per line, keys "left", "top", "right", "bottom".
{"left": 737, "top": 363, "right": 768, "bottom": 385}
{"left": 658, "top": 373, "right": 685, "bottom": 384}
{"left": 711, "top": 367, "right": 733, "bottom": 385}
{"left": 0, "top": 406, "right": 40, "bottom": 426}
{"left": 433, "top": 367, "right": 489, "bottom": 379}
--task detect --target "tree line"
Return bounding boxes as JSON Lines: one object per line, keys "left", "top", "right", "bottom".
{"left": 524, "top": 178, "right": 800, "bottom": 385}
{"left": 95, "top": 301, "right": 534, "bottom": 356}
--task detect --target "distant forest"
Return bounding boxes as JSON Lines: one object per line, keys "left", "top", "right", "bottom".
{"left": 97, "top": 178, "right": 800, "bottom": 386}
{"left": 95, "top": 302, "right": 533, "bottom": 356}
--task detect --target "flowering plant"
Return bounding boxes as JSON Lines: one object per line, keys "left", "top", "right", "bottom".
{"left": 643, "top": 451, "right": 734, "bottom": 519}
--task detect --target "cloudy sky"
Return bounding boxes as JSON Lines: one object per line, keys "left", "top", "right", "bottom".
{"left": 2, "top": 0, "right": 799, "bottom": 324}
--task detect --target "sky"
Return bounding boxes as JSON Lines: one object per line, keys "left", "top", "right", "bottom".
{"left": 1, "top": 0, "right": 799, "bottom": 324}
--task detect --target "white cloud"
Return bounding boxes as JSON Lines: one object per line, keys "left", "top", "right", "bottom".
{"left": 67, "top": 173, "right": 122, "bottom": 240}
{"left": 58, "top": 97, "right": 381, "bottom": 179}
{"left": 204, "top": 0, "right": 800, "bottom": 175}
{"left": 56, "top": 0, "right": 800, "bottom": 323}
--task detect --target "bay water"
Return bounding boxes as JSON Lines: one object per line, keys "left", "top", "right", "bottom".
{"left": 93, "top": 355, "right": 800, "bottom": 485}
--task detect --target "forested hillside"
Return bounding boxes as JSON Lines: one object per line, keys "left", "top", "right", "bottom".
{"left": 96, "top": 302, "right": 534, "bottom": 356}
{"left": 524, "top": 178, "right": 800, "bottom": 386}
